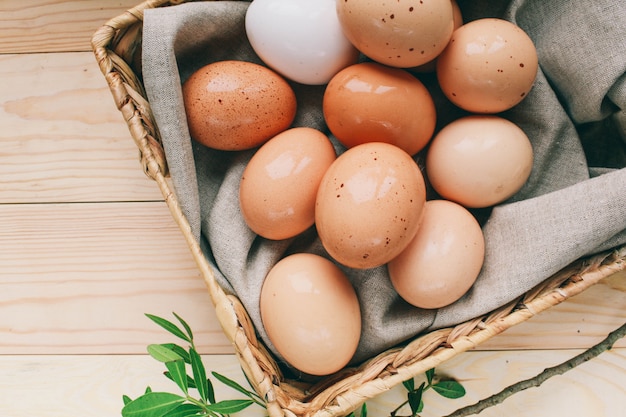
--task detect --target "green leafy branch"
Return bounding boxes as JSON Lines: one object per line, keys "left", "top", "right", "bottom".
{"left": 391, "top": 368, "right": 465, "bottom": 417}
{"left": 121, "top": 313, "right": 266, "bottom": 417}
{"left": 122, "top": 313, "right": 626, "bottom": 417}
{"left": 123, "top": 313, "right": 467, "bottom": 417}
{"left": 346, "top": 368, "right": 466, "bottom": 417}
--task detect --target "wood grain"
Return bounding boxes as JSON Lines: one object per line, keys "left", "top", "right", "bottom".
{"left": 1, "top": 350, "right": 624, "bottom": 417}
{"left": 0, "top": 0, "right": 140, "bottom": 54}
{"left": 0, "top": 52, "right": 163, "bottom": 203}
{"left": 0, "top": 201, "right": 233, "bottom": 355}
{"left": 0, "top": 354, "right": 266, "bottom": 417}
{"left": 0, "top": 192, "right": 622, "bottom": 355}
{"left": 479, "top": 270, "right": 626, "bottom": 350}
{"left": 369, "top": 348, "right": 626, "bottom": 417}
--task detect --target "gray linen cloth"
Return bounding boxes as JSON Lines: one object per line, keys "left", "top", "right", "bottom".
{"left": 142, "top": 0, "right": 626, "bottom": 371}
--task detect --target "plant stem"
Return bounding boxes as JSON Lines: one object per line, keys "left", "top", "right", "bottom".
{"left": 186, "top": 395, "right": 218, "bottom": 417}
{"left": 443, "top": 321, "right": 626, "bottom": 417}
{"left": 390, "top": 383, "right": 431, "bottom": 417}
{"left": 244, "top": 395, "right": 266, "bottom": 409}
{"left": 389, "top": 399, "right": 409, "bottom": 417}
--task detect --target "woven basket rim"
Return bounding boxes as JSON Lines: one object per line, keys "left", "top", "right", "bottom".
{"left": 91, "top": 1, "right": 626, "bottom": 416}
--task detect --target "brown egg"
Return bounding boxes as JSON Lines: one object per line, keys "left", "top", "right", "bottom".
{"left": 323, "top": 62, "right": 437, "bottom": 156}
{"left": 260, "top": 253, "right": 361, "bottom": 376}
{"left": 426, "top": 115, "right": 534, "bottom": 208}
{"left": 410, "top": 0, "right": 463, "bottom": 73}
{"left": 239, "top": 127, "right": 336, "bottom": 240}
{"left": 182, "top": 60, "right": 297, "bottom": 151}
{"left": 451, "top": 0, "right": 463, "bottom": 32}
{"left": 388, "top": 199, "right": 485, "bottom": 309}
{"left": 336, "top": 0, "right": 455, "bottom": 68}
{"left": 315, "top": 142, "right": 426, "bottom": 269}
{"left": 436, "top": 18, "right": 538, "bottom": 113}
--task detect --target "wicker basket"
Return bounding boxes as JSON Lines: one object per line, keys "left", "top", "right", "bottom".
{"left": 91, "top": 1, "right": 626, "bottom": 416}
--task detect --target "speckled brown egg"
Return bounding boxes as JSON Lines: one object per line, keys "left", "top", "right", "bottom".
{"left": 436, "top": 18, "right": 538, "bottom": 113}
{"left": 411, "top": 0, "right": 463, "bottom": 73}
{"left": 182, "top": 60, "right": 297, "bottom": 151}
{"left": 336, "top": 0, "right": 455, "bottom": 68}
{"left": 315, "top": 142, "right": 426, "bottom": 269}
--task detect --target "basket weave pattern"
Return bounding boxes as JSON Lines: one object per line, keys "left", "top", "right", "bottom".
{"left": 92, "top": 1, "right": 626, "bottom": 416}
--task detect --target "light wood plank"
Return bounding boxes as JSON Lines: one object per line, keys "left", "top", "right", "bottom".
{"left": 479, "top": 270, "right": 626, "bottom": 350}
{"left": 0, "top": 52, "right": 163, "bottom": 203}
{"left": 1, "top": 350, "right": 624, "bottom": 417}
{"left": 0, "top": 0, "right": 140, "bottom": 54}
{"left": 1, "top": 200, "right": 624, "bottom": 354}
{"left": 0, "top": 201, "right": 233, "bottom": 354}
{"left": 0, "top": 355, "right": 265, "bottom": 417}
{"left": 370, "top": 348, "right": 626, "bottom": 417}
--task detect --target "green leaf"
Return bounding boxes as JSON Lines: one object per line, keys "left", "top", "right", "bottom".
{"left": 360, "top": 402, "right": 368, "bottom": 417}
{"left": 212, "top": 371, "right": 256, "bottom": 400}
{"left": 205, "top": 399, "right": 254, "bottom": 414}
{"left": 206, "top": 377, "right": 216, "bottom": 404}
{"left": 241, "top": 368, "right": 260, "bottom": 396}
{"left": 425, "top": 368, "right": 435, "bottom": 385}
{"left": 407, "top": 382, "right": 425, "bottom": 416}
{"left": 432, "top": 380, "right": 466, "bottom": 399}
{"left": 165, "top": 359, "right": 189, "bottom": 394}
{"left": 189, "top": 348, "right": 208, "bottom": 403}
{"left": 173, "top": 312, "right": 194, "bottom": 342}
{"left": 402, "top": 378, "right": 415, "bottom": 392}
{"left": 121, "top": 392, "right": 185, "bottom": 417}
{"left": 145, "top": 313, "right": 191, "bottom": 343}
{"left": 238, "top": 368, "right": 265, "bottom": 403}
{"left": 162, "top": 403, "right": 203, "bottom": 417}
{"left": 161, "top": 343, "right": 191, "bottom": 363}
{"left": 122, "top": 395, "right": 133, "bottom": 405}
{"left": 164, "top": 373, "right": 196, "bottom": 390}
{"left": 147, "top": 344, "right": 184, "bottom": 363}
{"left": 145, "top": 387, "right": 152, "bottom": 394}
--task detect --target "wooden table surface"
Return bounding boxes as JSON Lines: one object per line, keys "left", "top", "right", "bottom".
{"left": 1, "top": 1, "right": 625, "bottom": 416}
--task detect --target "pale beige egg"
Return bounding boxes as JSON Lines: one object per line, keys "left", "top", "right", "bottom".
{"left": 426, "top": 115, "right": 534, "bottom": 208}
{"left": 260, "top": 253, "right": 361, "bottom": 376}
{"left": 388, "top": 199, "right": 485, "bottom": 309}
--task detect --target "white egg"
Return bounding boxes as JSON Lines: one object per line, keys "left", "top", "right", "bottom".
{"left": 245, "top": 0, "right": 360, "bottom": 85}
